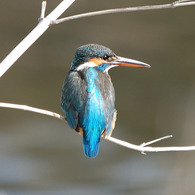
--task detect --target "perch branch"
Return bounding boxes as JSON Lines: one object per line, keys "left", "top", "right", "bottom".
{"left": 106, "top": 136, "right": 195, "bottom": 154}
{"left": 1, "top": 102, "right": 195, "bottom": 154}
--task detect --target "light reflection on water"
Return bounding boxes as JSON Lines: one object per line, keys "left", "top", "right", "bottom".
{"left": 0, "top": 0, "right": 195, "bottom": 194}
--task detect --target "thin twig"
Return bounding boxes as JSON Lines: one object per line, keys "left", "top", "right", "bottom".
{"left": 52, "top": 0, "right": 195, "bottom": 25}
{"left": 141, "top": 135, "right": 173, "bottom": 147}
{"left": 39, "top": 1, "right": 47, "bottom": 21}
{"left": 1, "top": 102, "right": 195, "bottom": 153}
{"left": 173, "top": 0, "right": 194, "bottom": 4}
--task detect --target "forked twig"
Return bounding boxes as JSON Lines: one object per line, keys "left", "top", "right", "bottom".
{"left": 0, "top": 0, "right": 75, "bottom": 78}
{"left": 1, "top": 102, "right": 195, "bottom": 154}
{"left": 106, "top": 136, "right": 195, "bottom": 154}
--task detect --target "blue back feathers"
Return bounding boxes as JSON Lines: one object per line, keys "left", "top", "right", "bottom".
{"left": 82, "top": 68, "right": 107, "bottom": 157}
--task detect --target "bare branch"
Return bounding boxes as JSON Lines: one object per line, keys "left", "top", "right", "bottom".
{"left": 1, "top": 102, "right": 195, "bottom": 153}
{"left": 52, "top": 0, "right": 195, "bottom": 25}
{"left": 0, "top": 0, "right": 75, "bottom": 78}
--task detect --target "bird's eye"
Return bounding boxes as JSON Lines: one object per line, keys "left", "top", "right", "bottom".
{"left": 103, "top": 55, "right": 109, "bottom": 60}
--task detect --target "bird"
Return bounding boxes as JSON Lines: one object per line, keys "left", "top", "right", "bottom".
{"left": 61, "top": 44, "right": 150, "bottom": 158}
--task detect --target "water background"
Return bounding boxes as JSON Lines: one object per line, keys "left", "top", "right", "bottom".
{"left": 0, "top": 0, "right": 195, "bottom": 194}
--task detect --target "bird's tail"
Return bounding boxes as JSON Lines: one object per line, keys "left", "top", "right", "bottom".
{"left": 83, "top": 138, "right": 100, "bottom": 158}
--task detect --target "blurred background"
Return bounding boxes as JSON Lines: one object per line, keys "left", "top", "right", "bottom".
{"left": 0, "top": 0, "right": 195, "bottom": 194}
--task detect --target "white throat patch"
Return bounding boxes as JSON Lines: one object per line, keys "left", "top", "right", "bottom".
{"left": 75, "top": 61, "right": 97, "bottom": 71}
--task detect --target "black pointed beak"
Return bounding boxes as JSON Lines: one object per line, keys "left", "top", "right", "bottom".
{"left": 110, "top": 56, "right": 151, "bottom": 68}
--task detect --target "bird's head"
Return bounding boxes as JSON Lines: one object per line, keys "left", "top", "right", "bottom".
{"left": 70, "top": 44, "right": 150, "bottom": 72}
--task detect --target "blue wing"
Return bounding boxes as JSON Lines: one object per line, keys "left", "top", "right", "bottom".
{"left": 61, "top": 71, "right": 86, "bottom": 132}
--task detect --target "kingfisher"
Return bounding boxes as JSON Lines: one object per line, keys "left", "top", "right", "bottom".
{"left": 61, "top": 44, "right": 150, "bottom": 158}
